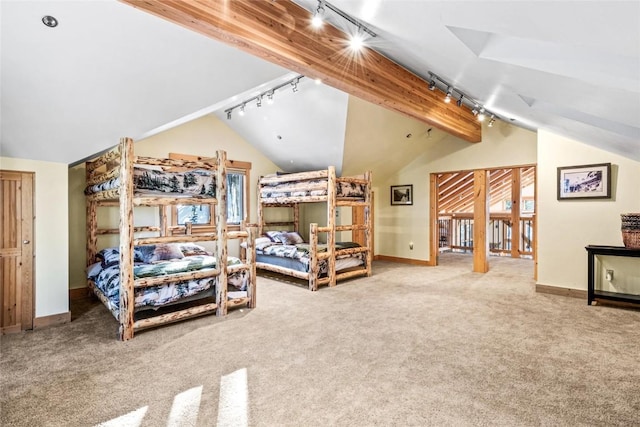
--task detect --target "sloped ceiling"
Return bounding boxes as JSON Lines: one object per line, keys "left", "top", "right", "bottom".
{"left": 1, "top": 1, "right": 638, "bottom": 168}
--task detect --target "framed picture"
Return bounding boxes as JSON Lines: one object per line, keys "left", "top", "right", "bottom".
{"left": 557, "top": 163, "right": 611, "bottom": 200}
{"left": 391, "top": 184, "right": 413, "bottom": 205}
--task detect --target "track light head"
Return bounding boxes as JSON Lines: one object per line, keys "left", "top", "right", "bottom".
{"left": 349, "top": 31, "right": 365, "bottom": 51}
{"left": 239, "top": 104, "right": 246, "bottom": 116}
{"left": 226, "top": 110, "right": 231, "bottom": 120}
{"left": 256, "top": 96, "right": 262, "bottom": 108}
{"left": 444, "top": 87, "right": 452, "bottom": 103}
{"left": 266, "top": 91, "right": 274, "bottom": 105}
{"left": 312, "top": 1, "right": 325, "bottom": 28}
{"left": 477, "top": 108, "right": 486, "bottom": 122}
{"left": 291, "top": 80, "right": 298, "bottom": 92}
{"left": 456, "top": 94, "right": 464, "bottom": 107}
{"left": 428, "top": 80, "right": 436, "bottom": 91}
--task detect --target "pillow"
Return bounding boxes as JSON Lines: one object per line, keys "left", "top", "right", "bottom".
{"left": 86, "top": 262, "right": 103, "bottom": 279}
{"left": 140, "top": 243, "right": 185, "bottom": 263}
{"left": 264, "top": 231, "right": 283, "bottom": 242}
{"left": 179, "top": 243, "right": 210, "bottom": 257}
{"left": 96, "top": 247, "right": 120, "bottom": 268}
{"left": 276, "top": 231, "right": 305, "bottom": 245}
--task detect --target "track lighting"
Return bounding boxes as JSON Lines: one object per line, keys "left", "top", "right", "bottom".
{"left": 427, "top": 72, "right": 501, "bottom": 125}
{"left": 224, "top": 75, "right": 304, "bottom": 119}
{"left": 310, "top": 0, "right": 376, "bottom": 51}
{"left": 349, "top": 31, "right": 365, "bottom": 51}
{"left": 444, "top": 87, "right": 452, "bottom": 103}
{"left": 488, "top": 115, "right": 496, "bottom": 127}
{"left": 312, "top": 1, "right": 325, "bottom": 28}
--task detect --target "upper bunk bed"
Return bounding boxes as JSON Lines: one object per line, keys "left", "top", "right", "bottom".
{"left": 85, "top": 137, "right": 256, "bottom": 340}
{"left": 256, "top": 166, "right": 372, "bottom": 291}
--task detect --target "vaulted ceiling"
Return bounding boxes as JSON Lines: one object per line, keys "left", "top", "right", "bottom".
{"left": 1, "top": 1, "right": 638, "bottom": 172}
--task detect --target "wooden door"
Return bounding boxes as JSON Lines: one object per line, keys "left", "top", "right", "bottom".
{"left": 1, "top": 171, "right": 34, "bottom": 333}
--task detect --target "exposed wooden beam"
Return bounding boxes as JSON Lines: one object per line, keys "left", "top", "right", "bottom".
{"left": 121, "top": 0, "right": 482, "bottom": 142}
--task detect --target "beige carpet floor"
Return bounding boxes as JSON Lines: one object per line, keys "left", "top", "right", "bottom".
{"left": 1, "top": 255, "right": 639, "bottom": 426}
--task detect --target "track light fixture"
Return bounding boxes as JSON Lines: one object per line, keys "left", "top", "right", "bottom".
{"left": 224, "top": 75, "right": 305, "bottom": 120}
{"left": 427, "top": 72, "right": 500, "bottom": 125}
{"left": 309, "top": 0, "right": 376, "bottom": 51}
{"left": 312, "top": 0, "right": 325, "bottom": 28}
{"left": 444, "top": 87, "right": 452, "bottom": 103}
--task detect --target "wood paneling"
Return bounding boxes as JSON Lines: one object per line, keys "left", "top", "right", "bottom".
{"left": 121, "top": 0, "right": 481, "bottom": 142}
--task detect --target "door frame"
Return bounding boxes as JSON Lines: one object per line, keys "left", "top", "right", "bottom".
{"left": 429, "top": 164, "right": 537, "bottom": 275}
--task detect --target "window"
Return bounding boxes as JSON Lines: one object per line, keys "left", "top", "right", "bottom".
{"left": 172, "top": 159, "right": 251, "bottom": 231}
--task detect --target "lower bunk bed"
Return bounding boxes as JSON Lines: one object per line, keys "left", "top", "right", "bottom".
{"left": 254, "top": 228, "right": 369, "bottom": 291}
{"left": 87, "top": 242, "right": 255, "bottom": 337}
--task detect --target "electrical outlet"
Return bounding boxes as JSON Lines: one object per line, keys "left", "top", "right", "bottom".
{"left": 409, "top": 242, "right": 414, "bottom": 250}
{"left": 606, "top": 269, "right": 614, "bottom": 281}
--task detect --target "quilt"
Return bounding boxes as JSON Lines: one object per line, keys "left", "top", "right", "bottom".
{"left": 85, "top": 167, "right": 216, "bottom": 197}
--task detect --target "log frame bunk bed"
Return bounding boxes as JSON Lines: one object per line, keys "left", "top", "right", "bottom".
{"left": 257, "top": 166, "right": 372, "bottom": 291}
{"left": 86, "top": 137, "right": 256, "bottom": 340}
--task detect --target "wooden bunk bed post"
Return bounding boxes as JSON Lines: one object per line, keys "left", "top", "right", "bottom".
{"left": 246, "top": 225, "right": 257, "bottom": 308}
{"left": 309, "top": 223, "right": 319, "bottom": 291}
{"left": 215, "top": 150, "right": 228, "bottom": 316}
{"left": 364, "top": 171, "right": 373, "bottom": 276}
{"left": 118, "top": 137, "right": 135, "bottom": 341}
{"left": 327, "top": 167, "right": 337, "bottom": 287}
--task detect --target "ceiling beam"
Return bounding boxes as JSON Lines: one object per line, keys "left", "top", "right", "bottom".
{"left": 121, "top": 0, "right": 482, "bottom": 143}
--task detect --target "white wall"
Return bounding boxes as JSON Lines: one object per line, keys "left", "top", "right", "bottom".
{"left": 537, "top": 129, "right": 640, "bottom": 290}
{"left": 1, "top": 157, "right": 69, "bottom": 318}
{"left": 68, "top": 114, "right": 281, "bottom": 289}
{"left": 374, "top": 121, "right": 537, "bottom": 261}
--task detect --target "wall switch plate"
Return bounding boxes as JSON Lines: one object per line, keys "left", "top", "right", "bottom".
{"left": 606, "top": 269, "right": 614, "bottom": 281}
{"left": 409, "top": 242, "right": 414, "bottom": 250}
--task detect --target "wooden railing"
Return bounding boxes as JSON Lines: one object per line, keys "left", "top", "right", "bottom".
{"left": 439, "top": 213, "right": 535, "bottom": 258}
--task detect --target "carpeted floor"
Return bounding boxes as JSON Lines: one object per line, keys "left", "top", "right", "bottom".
{"left": 1, "top": 255, "right": 639, "bottom": 426}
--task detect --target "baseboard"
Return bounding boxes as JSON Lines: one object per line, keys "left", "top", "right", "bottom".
{"left": 33, "top": 312, "right": 71, "bottom": 330}
{"left": 374, "top": 255, "right": 431, "bottom": 266}
{"left": 535, "top": 284, "right": 587, "bottom": 299}
{"left": 69, "top": 287, "right": 90, "bottom": 301}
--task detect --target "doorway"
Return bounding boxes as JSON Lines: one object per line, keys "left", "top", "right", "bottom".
{"left": 1, "top": 170, "right": 35, "bottom": 333}
{"left": 430, "top": 166, "right": 537, "bottom": 276}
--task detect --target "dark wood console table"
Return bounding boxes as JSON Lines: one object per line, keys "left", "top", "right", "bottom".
{"left": 585, "top": 245, "right": 640, "bottom": 305}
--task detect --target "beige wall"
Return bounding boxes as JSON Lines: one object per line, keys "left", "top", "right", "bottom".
{"left": 537, "top": 130, "right": 640, "bottom": 290}
{"left": 372, "top": 121, "right": 537, "bottom": 261}
{"left": 1, "top": 157, "right": 69, "bottom": 318}
{"left": 68, "top": 114, "right": 281, "bottom": 289}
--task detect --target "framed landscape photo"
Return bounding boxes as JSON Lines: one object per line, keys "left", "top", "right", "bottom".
{"left": 557, "top": 163, "right": 611, "bottom": 200}
{"left": 391, "top": 184, "right": 413, "bottom": 205}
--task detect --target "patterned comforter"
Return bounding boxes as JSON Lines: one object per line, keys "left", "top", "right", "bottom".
{"left": 257, "top": 241, "right": 363, "bottom": 274}
{"left": 85, "top": 167, "right": 216, "bottom": 197}
{"left": 88, "top": 255, "right": 247, "bottom": 317}
{"left": 260, "top": 178, "right": 365, "bottom": 200}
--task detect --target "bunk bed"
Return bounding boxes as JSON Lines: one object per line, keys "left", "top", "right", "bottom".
{"left": 85, "top": 137, "right": 256, "bottom": 340}
{"left": 257, "top": 167, "right": 372, "bottom": 291}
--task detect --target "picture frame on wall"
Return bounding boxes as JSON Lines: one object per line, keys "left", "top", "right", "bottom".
{"left": 557, "top": 162, "right": 611, "bottom": 200}
{"left": 391, "top": 184, "right": 413, "bottom": 205}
